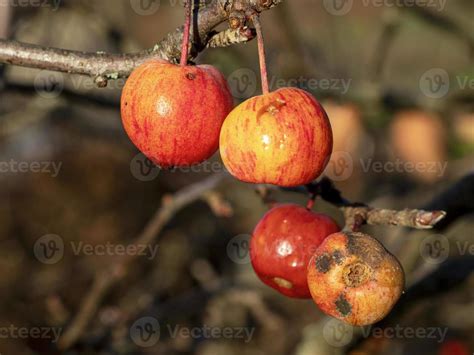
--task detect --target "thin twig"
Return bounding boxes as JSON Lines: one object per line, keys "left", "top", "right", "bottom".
{"left": 201, "top": 191, "right": 234, "bottom": 217}
{"left": 262, "top": 177, "right": 446, "bottom": 231}
{"left": 342, "top": 206, "right": 446, "bottom": 231}
{"left": 58, "top": 173, "right": 228, "bottom": 350}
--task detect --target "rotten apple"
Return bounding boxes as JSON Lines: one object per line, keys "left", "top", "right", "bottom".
{"left": 307, "top": 231, "right": 405, "bottom": 326}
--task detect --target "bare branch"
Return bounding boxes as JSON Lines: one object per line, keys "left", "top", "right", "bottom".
{"left": 260, "top": 177, "right": 446, "bottom": 232}
{"left": 342, "top": 206, "right": 447, "bottom": 231}
{"left": 0, "top": 40, "right": 151, "bottom": 80}
{"left": 0, "top": 0, "right": 283, "bottom": 81}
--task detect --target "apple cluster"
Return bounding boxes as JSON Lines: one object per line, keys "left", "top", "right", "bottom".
{"left": 119, "top": 62, "right": 332, "bottom": 187}
{"left": 119, "top": 3, "right": 404, "bottom": 327}
{"left": 250, "top": 204, "right": 404, "bottom": 326}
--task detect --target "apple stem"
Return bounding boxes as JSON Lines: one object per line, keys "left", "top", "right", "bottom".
{"left": 252, "top": 13, "right": 270, "bottom": 95}
{"left": 180, "top": 0, "right": 192, "bottom": 66}
{"left": 306, "top": 194, "right": 316, "bottom": 210}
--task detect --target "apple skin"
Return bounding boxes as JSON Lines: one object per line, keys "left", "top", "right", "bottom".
{"left": 307, "top": 232, "right": 405, "bottom": 326}
{"left": 250, "top": 204, "right": 340, "bottom": 298}
{"left": 219, "top": 87, "right": 333, "bottom": 187}
{"left": 121, "top": 60, "right": 233, "bottom": 167}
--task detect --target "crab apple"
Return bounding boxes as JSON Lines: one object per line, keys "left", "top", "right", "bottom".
{"left": 121, "top": 60, "right": 233, "bottom": 167}
{"left": 250, "top": 204, "right": 340, "bottom": 298}
{"left": 307, "top": 231, "right": 404, "bottom": 326}
{"left": 121, "top": 1, "right": 232, "bottom": 167}
{"left": 219, "top": 87, "right": 333, "bottom": 187}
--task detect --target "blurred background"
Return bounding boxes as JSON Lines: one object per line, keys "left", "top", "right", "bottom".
{"left": 0, "top": 0, "right": 473, "bottom": 354}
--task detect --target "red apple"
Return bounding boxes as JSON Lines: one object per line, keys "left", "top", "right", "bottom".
{"left": 250, "top": 204, "right": 340, "bottom": 298}
{"left": 121, "top": 60, "right": 233, "bottom": 168}
{"left": 219, "top": 87, "right": 333, "bottom": 187}
{"left": 307, "top": 231, "right": 404, "bottom": 326}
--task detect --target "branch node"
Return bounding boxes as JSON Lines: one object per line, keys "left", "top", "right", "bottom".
{"left": 415, "top": 210, "right": 447, "bottom": 229}
{"left": 94, "top": 76, "right": 108, "bottom": 88}
{"left": 229, "top": 10, "right": 246, "bottom": 29}
{"left": 206, "top": 27, "right": 255, "bottom": 48}
{"left": 202, "top": 191, "right": 234, "bottom": 217}
{"left": 343, "top": 207, "right": 368, "bottom": 232}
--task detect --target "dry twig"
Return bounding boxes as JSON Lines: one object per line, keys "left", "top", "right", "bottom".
{"left": 264, "top": 177, "right": 447, "bottom": 232}
{"left": 58, "top": 173, "right": 228, "bottom": 349}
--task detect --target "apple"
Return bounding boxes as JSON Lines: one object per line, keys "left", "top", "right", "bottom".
{"left": 121, "top": 1, "right": 233, "bottom": 168}
{"left": 219, "top": 87, "right": 333, "bottom": 187}
{"left": 121, "top": 61, "right": 233, "bottom": 168}
{"left": 307, "top": 231, "right": 404, "bottom": 326}
{"left": 250, "top": 203, "right": 340, "bottom": 298}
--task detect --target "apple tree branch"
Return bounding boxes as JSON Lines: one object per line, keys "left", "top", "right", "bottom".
{"left": 0, "top": 0, "right": 283, "bottom": 84}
